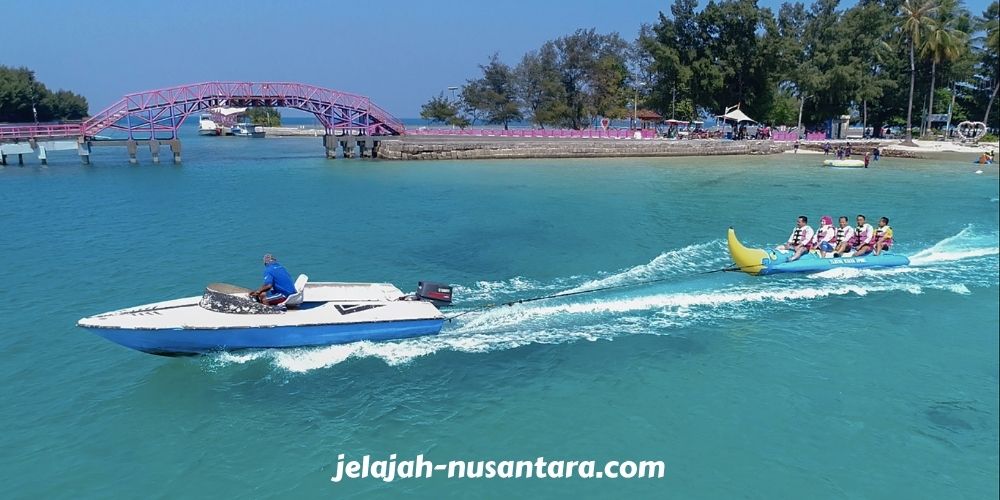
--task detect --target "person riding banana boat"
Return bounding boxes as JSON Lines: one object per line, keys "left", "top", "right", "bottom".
{"left": 727, "top": 213, "right": 907, "bottom": 275}
{"left": 832, "top": 216, "right": 856, "bottom": 256}
{"left": 813, "top": 215, "right": 837, "bottom": 257}
{"left": 850, "top": 215, "right": 876, "bottom": 257}
{"left": 872, "top": 217, "right": 894, "bottom": 256}
{"left": 778, "top": 216, "right": 815, "bottom": 262}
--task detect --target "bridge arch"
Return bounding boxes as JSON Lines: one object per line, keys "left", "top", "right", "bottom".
{"left": 82, "top": 81, "right": 405, "bottom": 140}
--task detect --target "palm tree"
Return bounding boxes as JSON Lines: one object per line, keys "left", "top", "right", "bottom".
{"left": 920, "top": 0, "right": 967, "bottom": 135}
{"left": 898, "top": 0, "right": 939, "bottom": 145}
{"left": 978, "top": 1, "right": 1000, "bottom": 126}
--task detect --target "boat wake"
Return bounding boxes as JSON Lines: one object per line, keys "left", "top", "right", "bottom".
{"left": 208, "top": 228, "right": 998, "bottom": 373}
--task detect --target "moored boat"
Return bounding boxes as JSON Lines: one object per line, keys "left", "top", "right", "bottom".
{"left": 822, "top": 159, "right": 865, "bottom": 168}
{"left": 727, "top": 227, "right": 909, "bottom": 275}
{"left": 78, "top": 279, "right": 452, "bottom": 356}
{"left": 198, "top": 114, "right": 220, "bottom": 136}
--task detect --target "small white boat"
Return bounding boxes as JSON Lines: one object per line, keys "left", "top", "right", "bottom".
{"left": 78, "top": 278, "right": 452, "bottom": 356}
{"left": 198, "top": 114, "right": 220, "bottom": 136}
{"left": 823, "top": 159, "right": 865, "bottom": 168}
{"left": 231, "top": 122, "right": 266, "bottom": 138}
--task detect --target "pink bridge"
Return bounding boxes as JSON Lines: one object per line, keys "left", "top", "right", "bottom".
{"left": 0, "top": 81, "right": 405, "bottom": 141}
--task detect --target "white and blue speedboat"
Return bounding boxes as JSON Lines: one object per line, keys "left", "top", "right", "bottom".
{"left": 78, "top": 278, "right": 451, "bottom": 356}
{"left": 728, "top": 228, "right": 909, "bottom": 275}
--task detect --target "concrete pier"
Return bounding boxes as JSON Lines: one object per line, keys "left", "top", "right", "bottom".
{"left": 149, "top": 140, "right": 161, "bottom": 164}
{"left": 78, "top": 140, "right": 90, "bottom": 165}
{"left": 127, "top": 140, "right": 138, "bottom": 164}
{"left": 170, "top": 140, "right": 181, "bottom": 163}
{"left": 375, "top": 137, "right": 792, "bottom": 160}
{"left": 323, "top": 135, "right": 337, "bottom": 159}
{"left": 85, "top": 138, "right": 183, "bottom": 165}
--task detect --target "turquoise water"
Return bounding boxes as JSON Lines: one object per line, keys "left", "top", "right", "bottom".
{"left": 2, "top": 135, "right": 998, "bottom": 498}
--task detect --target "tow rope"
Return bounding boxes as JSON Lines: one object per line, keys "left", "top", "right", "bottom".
{"left": 445, "top": 264, "right": 740, "bottom": 322}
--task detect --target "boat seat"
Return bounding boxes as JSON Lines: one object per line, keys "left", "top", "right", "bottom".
{"left": 283, "top": 274, "right": 309, "bottom": 308}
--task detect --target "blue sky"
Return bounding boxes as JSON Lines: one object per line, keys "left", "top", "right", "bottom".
{"left": 1, "top": 0, "right": 992, "bottom": 118}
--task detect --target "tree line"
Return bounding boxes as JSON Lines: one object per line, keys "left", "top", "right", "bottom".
{"left": 421, "top": 0, "right": 1000, "bottom": 138}
{"left": 0, "top": 66, "right": 89, "bottom": 123}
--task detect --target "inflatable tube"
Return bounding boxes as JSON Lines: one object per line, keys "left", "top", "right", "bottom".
{"left": 823, "top": 159, "right": 865, "bottom": 168}
{"left": 727, "top": 228, "right": 909, "bottom": 275}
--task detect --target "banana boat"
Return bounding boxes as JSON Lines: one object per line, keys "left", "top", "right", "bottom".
{"left": 727, "top": 227, "right": 909, "bottom": 275}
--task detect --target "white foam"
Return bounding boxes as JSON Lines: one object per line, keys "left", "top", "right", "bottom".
{"left": 562, "top": 240, "right": 725, "bottom": 294}
{"left": 209, "top": 230, "right": 998, "bottom": 374}
{"left": 236, "top": 280, "right": 955, "bottom": 372}
{"left": 909, "top": 226, "right": 1000, "bottom": 266}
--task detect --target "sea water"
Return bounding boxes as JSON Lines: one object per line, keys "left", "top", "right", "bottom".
{"left": 1, "top": 133, "right": 997, "bottom": 498}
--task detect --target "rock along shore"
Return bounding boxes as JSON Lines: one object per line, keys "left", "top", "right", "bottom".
{"left": 374, "top": 136, "right": 791, "bottom": 160}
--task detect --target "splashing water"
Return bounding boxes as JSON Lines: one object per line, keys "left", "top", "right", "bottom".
{"left": 209, "top": 228, "right": 998, "bottom": 373}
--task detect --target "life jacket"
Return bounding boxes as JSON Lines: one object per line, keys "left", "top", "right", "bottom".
{"left": 789, "top": 226, "right": 814, "bottom": 247}
{"left": 835, "top": 226, "right": 852, "bottom": 244}
{"left": 790, "top": 228, "right": 805, "bottom": 246}
{"left": 856, "top": 224, "right": 873, "bottom": 244}
{"left": 875, "top": 225, "right": 892, "bottom": 242}
{"left": 816, "top": 225, "right": 835, "bottom": 244}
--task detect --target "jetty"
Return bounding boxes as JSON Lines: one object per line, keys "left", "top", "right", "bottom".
{"left": 0, "top": 82, "right": 402, "bottom": 165}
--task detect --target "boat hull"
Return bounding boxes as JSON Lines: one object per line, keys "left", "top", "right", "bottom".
{"left": 83, "top": 318, "right": 445, "bottom": 356}
{"left": 728, "top": 227, "right": 909, "bottom": 275}
{"left": 822, "top": 159, "right": 865, "bottom": 168}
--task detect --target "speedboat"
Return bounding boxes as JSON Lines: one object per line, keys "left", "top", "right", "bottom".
{"left": 728, "top": 228, "right": 909, "bottom": 275}
{"left": 77, "top": 277, "right": 452, "bottom": 356}
{"left": 823, "top": 159, "right": 865, "bottom": 168}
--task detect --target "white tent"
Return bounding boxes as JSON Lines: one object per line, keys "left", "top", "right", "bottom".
{"left": 717, "top": 108, "right": 755, "bottom": 123}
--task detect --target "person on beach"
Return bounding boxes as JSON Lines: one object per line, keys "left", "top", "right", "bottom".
{"left": 250, "top": 254, "right": 297, "bottom": 305}
{"left": 781, "top": 216, "right": 815, "bottom": 262}
{"left": 864, "top": 152, "right": 871, "bottom": 168}
{"left": 823, "top": 142, "right": 831, "bottom": 155}
{"left": 833, "top": 216, "right": 856, "bottom": 257}
{"left": 845, "top": 143, "right": 853, "bottom": 158}
{"left": 872, "top": 217, "right": 894, "bottom": 255}
{"left": 794, "top": 141, "right": 800, "bottom": 153}
{"left": 836, "top": 147, "right": 844, "bottom": 160}
{"left": 814, "top": 215, "right": 837, "bottom": 257}
{"left": 873, "top": 147, "right": 881, "bottom": 161}
{"left": 852, "top": 215, "right": 876, "bottom": 257}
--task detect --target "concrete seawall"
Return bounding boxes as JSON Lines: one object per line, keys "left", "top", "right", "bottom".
{"left": 375, "top": 137, "right": 791, "bottom": 160}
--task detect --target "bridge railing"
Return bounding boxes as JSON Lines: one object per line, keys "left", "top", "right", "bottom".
{"left": 0, "top": 123, "right": 84, "bottom": 140}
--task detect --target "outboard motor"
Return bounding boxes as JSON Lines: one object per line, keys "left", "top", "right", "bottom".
{"left": 416, "top": 281, "right": 453, "bottom": 307}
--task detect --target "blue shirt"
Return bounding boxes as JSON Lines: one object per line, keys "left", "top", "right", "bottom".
{"left": 263, "top": 262, "right": 296, "bottom": 296}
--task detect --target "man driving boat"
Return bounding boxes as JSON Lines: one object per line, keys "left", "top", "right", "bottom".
{"left": 250, "top": 254, "right": 297, "bottom": 305}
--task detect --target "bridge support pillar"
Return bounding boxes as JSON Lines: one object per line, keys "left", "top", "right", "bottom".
{"left": 168, "top": 139, "right": 181, "bottom": 164}
{"left": 149, "top": 140, "right": 161, "bottom": 164}
{"left": 340, "top": 138, "right": 357, "bottom": 158}
{"left": 1, "top": 153, "right": 6, "bottom": 166}
{"left": 78, "top": 138, "right": 90, "bottom": 165}
{"left": 127, "top": 140, "right": 138, "bottom": 165}
{"left": 18, "top": 154, "right": 24, "bottom": 166}
{"left": 323, "top": 135, "right": 338, "bottom": 159}
{"left": 359, "top": 138, "right": 373, "bottom": 158}
{"left": 38, "top": 146, "right": 48, "bottom": 166}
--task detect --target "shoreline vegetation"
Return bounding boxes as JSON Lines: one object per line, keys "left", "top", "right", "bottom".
{"left": 418, "top": 0, "right": 999, "bottom": 143}
{"left": 260, "top": 125, "right": 997, "bottom": 160}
